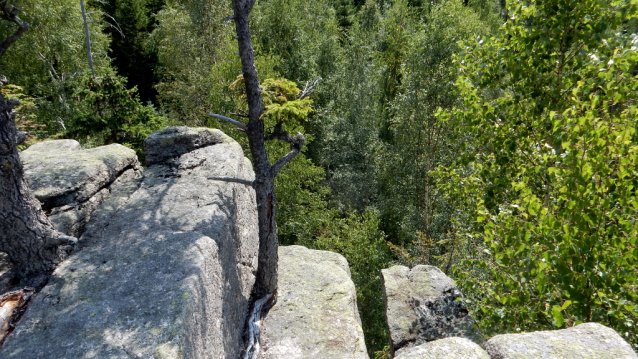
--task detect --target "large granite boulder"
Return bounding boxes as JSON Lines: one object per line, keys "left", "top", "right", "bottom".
{"left": 381, "top": 265, "right": 483, "bottom": 356}
{"left": 21, "top": 139, "right": 142, "bottom": 237}
{"left": 485, "top": 322, "right": 638, "bottom": 359}
{"left": 394, "top": 337, "right": 489, "bottom": 359}
{"left": 259, "top": 245, "right": 368, "bottom": 359}
{"left": 2, "top": 128, "right": 259, "bottom": 358}
{"left": 144, "top": 126, "right": 230, "bottom": 166}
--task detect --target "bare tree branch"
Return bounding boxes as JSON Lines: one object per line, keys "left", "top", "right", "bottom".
{"left": 209, "top": 113, "right": 247, "bottom": 130}
{"left": 0, "top": 1, "right": 29, "bottom": 60}
{"left": 272, "top": 132, "right": 305, "bottom": 176}
{"left": 298, "top": 77, "right": 322, "bottom": 99}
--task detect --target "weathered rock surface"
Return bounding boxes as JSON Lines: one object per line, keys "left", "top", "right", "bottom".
{"left": 485, "top": 322, "right": 638, "bottom": 359}
{"left": 144, "top": 126, "right": 230, "bottom": 166}
{"left": 394, "top": 337, "right": 489, "bottom": 359}
{"left": 259, "top": 245, "right": 368, "bottom": 359}
{"left": 21, "top": 140, "right": 142, "bottom": 237}
{"left": 2, "top": 127, "right": 259, "bottom": 358}
{"left": 381, "top": 265, "right": 483, "bottom": 356}
{"left": 25, "top": 139, "right": 82, "bottom": 152}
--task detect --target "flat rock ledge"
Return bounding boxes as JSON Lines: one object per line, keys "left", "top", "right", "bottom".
{"left": 21, "top": 139, "right": 142, "bottom": 238}
{"left": 381, "top": 265, "right": 483, "bottom": 356}
{"left": 2, "top": 128, "right": 259, "bottom": 358}
{"left": 485, "top": 322, "right": 638, "bottom": 359}
{"left": 259, "top": 245, "right": 369, "bottom": 359}
{"left": 394, "top": 337, "right": 489, "bottom": 359}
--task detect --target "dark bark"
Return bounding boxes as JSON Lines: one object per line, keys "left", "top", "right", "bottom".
{"left": 0, "top": 93, "right": 76, "bottom": 280}
{"left": 231, "top": 0, "right": 305, "bottom": 298}
{"left": 0, "top": 1, "right": 29, "bottom": 60}
{"left": 0, "top": 5, "right": 77, "bottom": 281}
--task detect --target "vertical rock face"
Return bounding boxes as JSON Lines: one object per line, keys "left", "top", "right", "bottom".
{"left": 259, "top": 245, "right": 369, "bottom": 359}
{"left": 485, "top": 322, "right": 638, "bottom": 359}
{"left": 20, "top": 139, "right": 143, "bottom": 238}
{"left": 2, "top": 128, "right": 259, "bottom": 358}
{"left": 381, "top": 265, "right": 483, "bottom": 356}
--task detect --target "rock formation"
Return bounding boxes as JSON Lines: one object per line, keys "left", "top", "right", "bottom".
{"left": 485, "top": 322, "right": 638, "bottom": 359}
{"left": 394, "top": 337, "right": 489, "bottom": 359}
{"left": 382, "top": 264, "right": 638, "bottom": 359}
{"left": 20, "top": 139, "right": 142, "bottom": 238}
{"left": 381, "top": 265, "right": 483, "bottom": 356}
{"left": 2, "top": 128, "right": 259, "bottom": 358}
{"left": 2, "top": 129, "right": 636, "bottom": 359}
{"left": 259, "top": 245, "right": 368, "bottom": 359}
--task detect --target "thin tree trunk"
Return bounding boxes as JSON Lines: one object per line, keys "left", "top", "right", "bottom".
{"left": 0, "top": 93, "right": 76, "bottom": 281}
{"left": 222, "top": 4, "right": 305, "bottom": 356}
{"left": 232, "top": 0, "right": 279, "bottom": 299}
{"left": 80, "top": 0, "right": 95, "bottom": 76}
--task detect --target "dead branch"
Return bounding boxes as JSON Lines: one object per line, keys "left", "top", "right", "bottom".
{"left": 272, "top": 132, "right": 305, "bottom": 176}
{"left": 209, "top": 113, "right": 247, "bottom": 130}
{"left": 0, "top": 1, "right": 29, "bottom": 60}
{"left": 298, "top": 77, "right": 322, "bottom": 100}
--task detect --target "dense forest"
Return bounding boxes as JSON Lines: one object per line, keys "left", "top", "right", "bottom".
{"left": 1, "top": 0, "right": 638, "bottom": 356}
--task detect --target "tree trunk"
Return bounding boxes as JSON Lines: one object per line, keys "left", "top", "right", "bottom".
{"left": 222, "top": 4, "right": 306, "bottom": 356}
{"left": 80, "top": 0, "right": 95, "bottom": 77}
{"left": 232, "top": 0, "right": 279, "bottom": 299}
{"left": 0, "top": 93, "right": 76, "bottom": 281}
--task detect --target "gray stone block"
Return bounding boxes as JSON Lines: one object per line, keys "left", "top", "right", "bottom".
{"left": 259, "top": 245, "right": 368, "bottom": 359}
{"left": 3, "top": 128, "right": 259, "bottom": 358}
{"left": 485, "top": 322, "right": 638, "bottom": 359}
{"left": 144, "top": 126, "right": 229, "bottom": 166}
{"left": 394, "top": 337, "right": 489, "bottom": 359}
{"left": 25, "top": 139, "right": 82, "bottom": 152}
{"left": 381, "top": 265, "right": 483, "bottom": 356}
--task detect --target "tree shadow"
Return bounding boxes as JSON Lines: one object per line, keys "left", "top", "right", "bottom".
{"left": 1, "top": 142, "right": 258, "bottom": 358}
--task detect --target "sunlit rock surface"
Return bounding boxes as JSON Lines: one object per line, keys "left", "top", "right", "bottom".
{"left": 485, "top": 322, "right": 638, "bottom": 359}
{"left": 259, "top": 245, "right": 369, "bottom": 359}
{"left": 3, "top": 128, "right": 258, "bottom": 358}
{"left": 394, "top": 337, "right": 489, "bottom": 359}
{"left": 381, "top": 265, "right": 483, "bottom": 356}
{"left": 21, "top": 139, "right": 142, "bottom": 238}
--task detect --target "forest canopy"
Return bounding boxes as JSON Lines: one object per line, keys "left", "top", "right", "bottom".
{"left": 1, "top": 0, "right": 637, "bottom": 356}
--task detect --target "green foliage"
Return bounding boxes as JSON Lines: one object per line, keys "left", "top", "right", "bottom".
{"left": 1, "top": 84, "right": 39, "bottom": 132}
{"left": 275, "top": 153, "right": 336, "bottom": 246}
{"left": 262, "top": 78, "right": 314, "bottom": 127}
{"left": 333, "top": 0, "right": 357, "bottom": 28}
{"left": 151, "top": 0, "right": 234, "bottom": 125}
{"left": 449, "top": 0, "right": 638, "bottom": 348}
{"left": 378, "top": 0, "right": 490, "bottom": 253}
{"left": 67, "top": 70, "right": 165, "bottom": 155}
{"left": 92, "top": 0, "right": 165, "bottom": 104}
{"left": 252, "top": 0, "right": 343, "bottom": 83}
{"left": 314, "top": 18, "right": 383, "bottom": 212}
{"left": 0, "top": 0, "right": 111, "bottom": 135}
{"left": 1, "top": 83, "right": 43, "bottom": 149}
